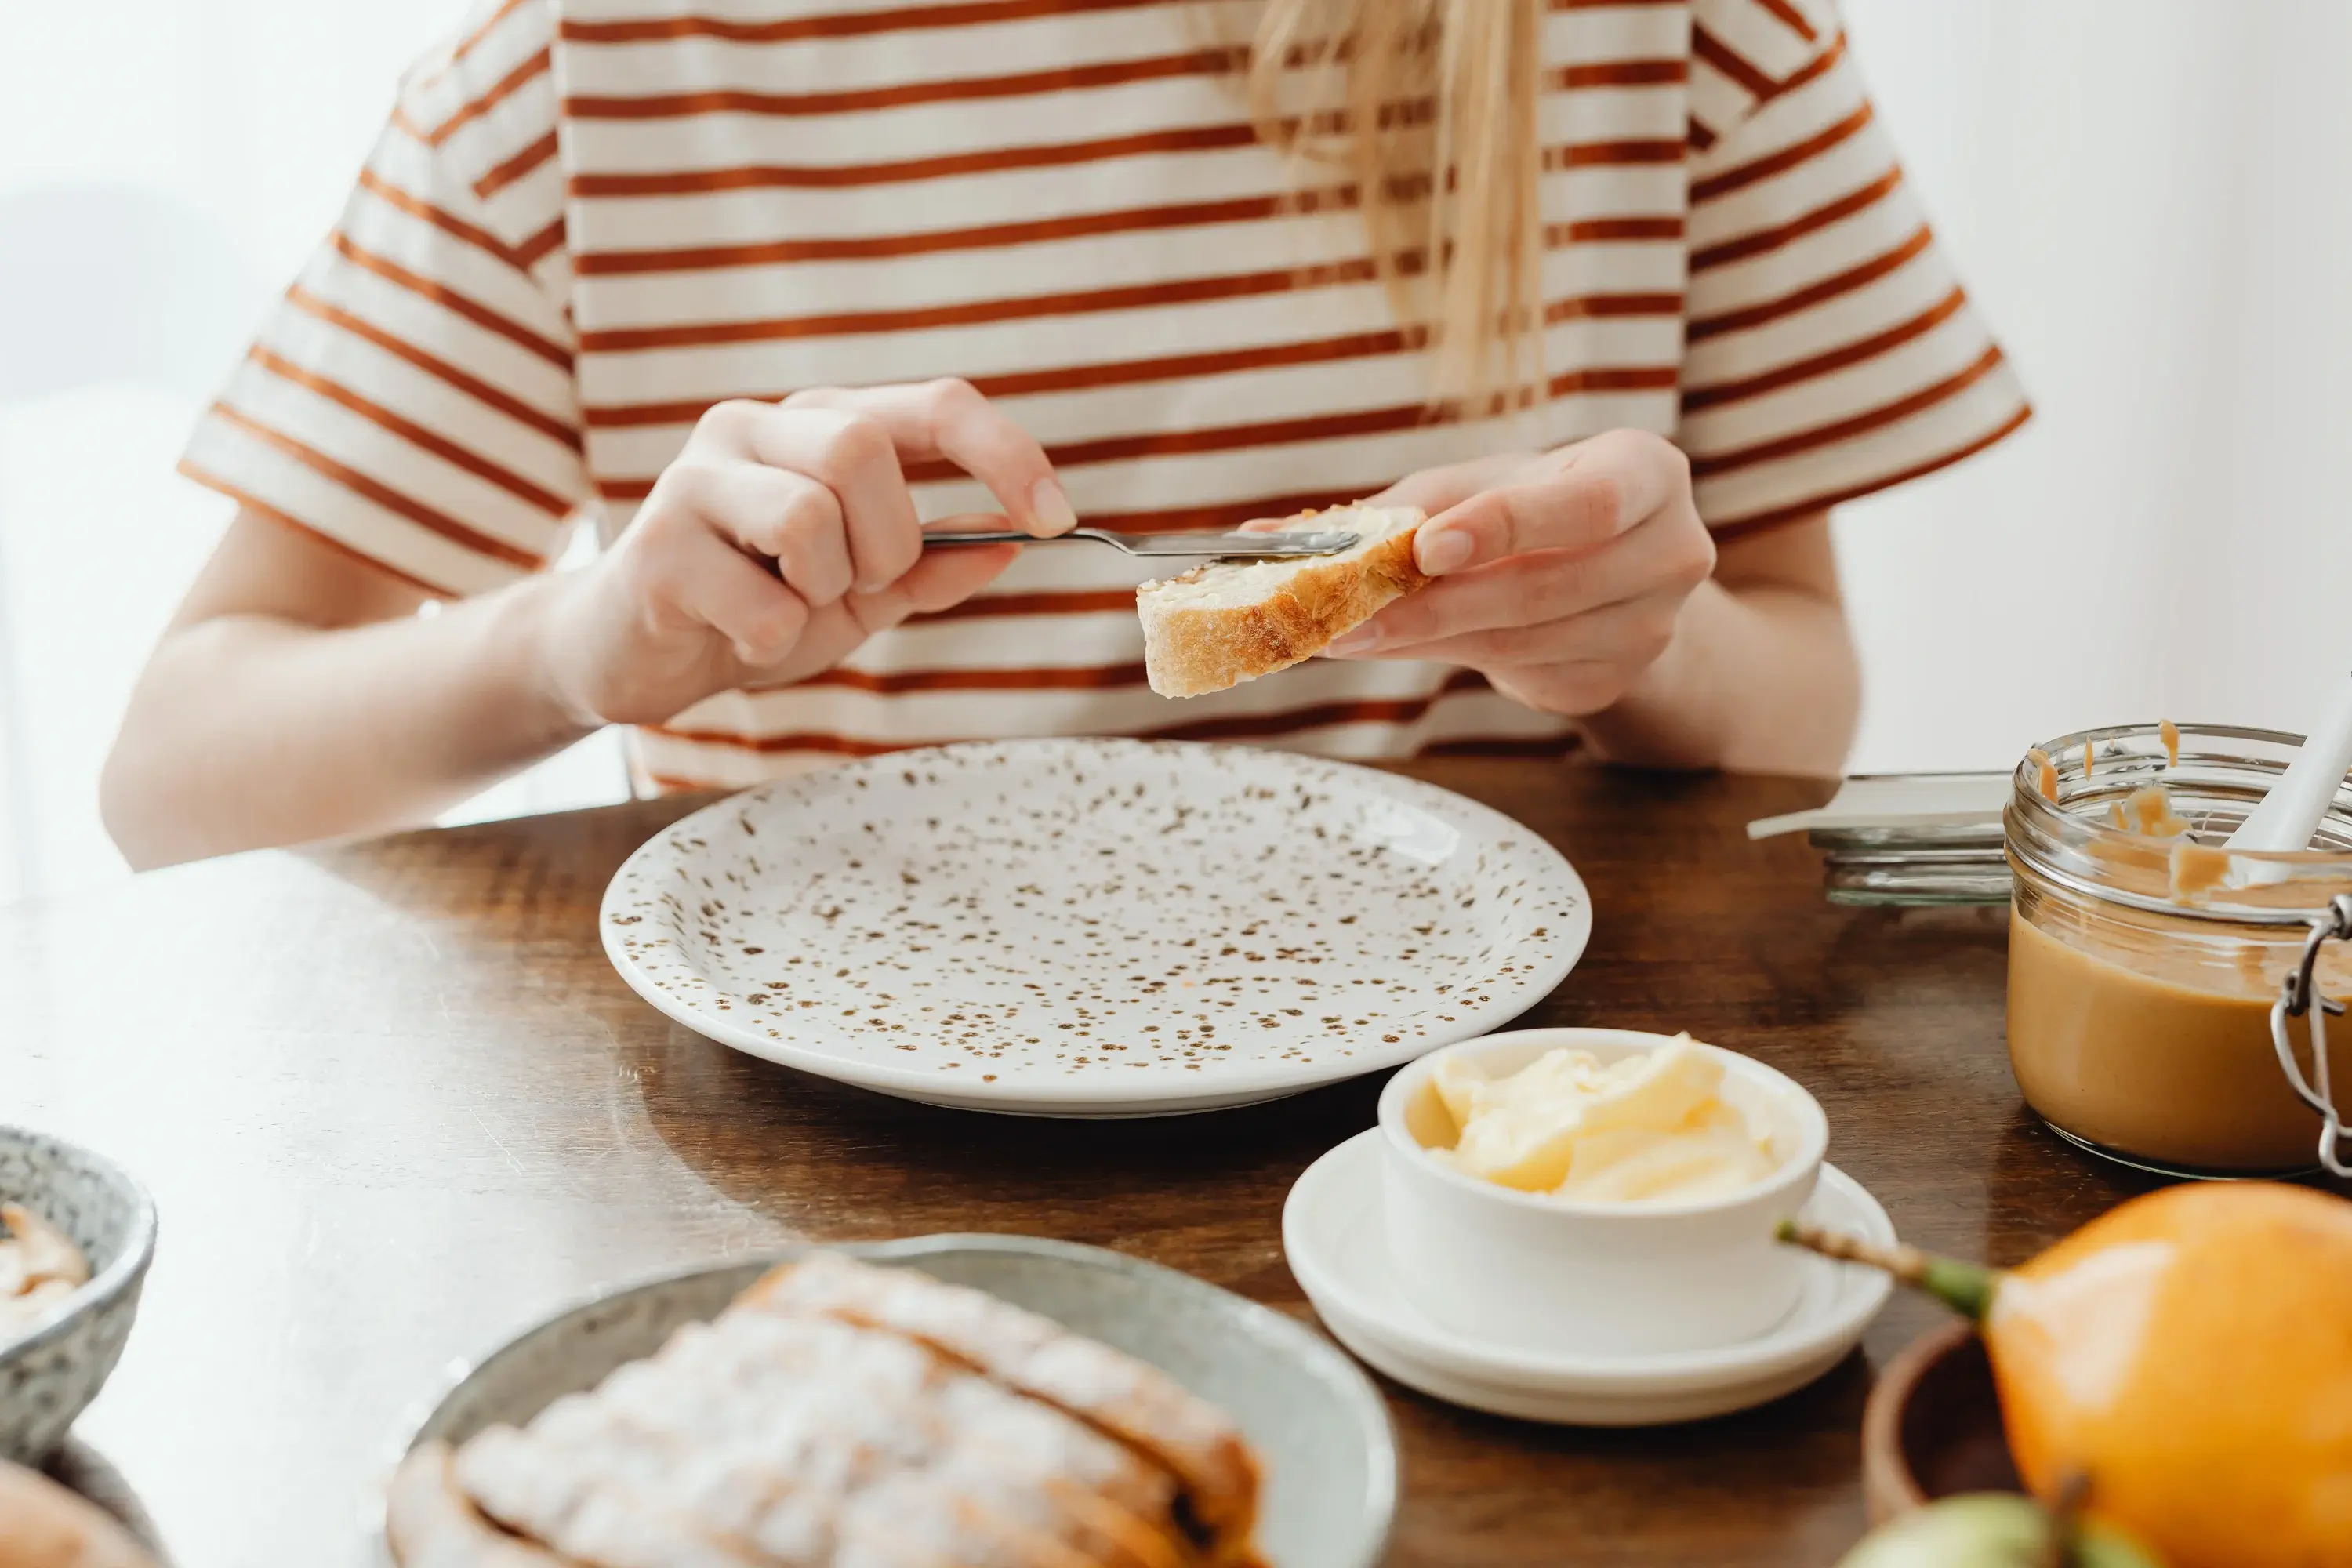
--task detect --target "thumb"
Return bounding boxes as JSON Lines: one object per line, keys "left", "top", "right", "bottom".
{"left": 735, "top": 540, "right": 1020, "bottom": 690}
{"left": 855, "top": 539, "right": 1020, "bottom": 630}
{"left": 1366, "top": 450, "right": 1536, "bottom": 515}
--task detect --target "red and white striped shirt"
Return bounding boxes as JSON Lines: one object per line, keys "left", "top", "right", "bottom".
{"left": 180, "top": 0, "right": 2029, "bottom": 792}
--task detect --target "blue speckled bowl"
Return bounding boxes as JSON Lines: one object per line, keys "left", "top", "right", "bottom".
{"left": 381, "top": 1235, "right": 1396, "bottom": 1568}
{"left": 0, "top": 1127, "right": 157, "bottom": 1465}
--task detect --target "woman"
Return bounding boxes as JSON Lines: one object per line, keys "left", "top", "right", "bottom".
{"left": 101, "top": 0, "right": 2027, "bottom": 867}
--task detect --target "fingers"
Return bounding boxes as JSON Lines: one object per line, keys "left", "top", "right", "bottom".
{"left": 1237, "top": 453, "right": 1540, "bottom": 534}
{"left": 735, "top": 543, "right": 1019, "bottom": 692}
{"left": 652, "top": 521, "right": 811, "bottom": 666}
{"left": 690, "top": 383, "right": 1068, "bottom": 597}
{"left": 1338, "top": 511, "right": 1715, "bottom": 654}
{"left": 601, "top": 383, "right": 1059, "bottom": 717}
{"left": 1235, "top": 452, "right": 1540, "bottom": 535}
{"left": 697, "top": 400, "right": 925, "bottom": 593}
{"left": 785, "top": 379, "right": 1076, "bottom": 539}
{"left": 852, "top": 539, "right": 1022, "bottom": 629}
{"left": 1411, "top": 429, "right": 1692, "bottom": 578}
{"left": 663, "top": 461, "right": 855, "bottom": 607}
{"left": 1333, "top": 591, "right": 1685, "bottom": 671}
{"left": 1367, "top": 450, "right": 1536, "bottom": 517}
{"left": 1486, "top": 659, "right": 1649, "bottom": 720}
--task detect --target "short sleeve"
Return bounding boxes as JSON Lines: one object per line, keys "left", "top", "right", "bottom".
{"left": 1677, "top": 0, "right": 2031, "bottom": 536}
{"left": 177, "top": 0, "right": 585, "bottom": 596}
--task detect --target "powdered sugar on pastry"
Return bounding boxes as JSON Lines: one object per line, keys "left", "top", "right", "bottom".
{"left": 387, "top": 1442, "right": 572, "bottom": 1568}
{"left": 744, "top": 1252, "right": 1258, "bottom": 1548}
{"left": 413, "top": 1253, "right": 1265, "bottom": 1568}
{"left": 1136, "top": 506, "right": 1427, "bottom": 699}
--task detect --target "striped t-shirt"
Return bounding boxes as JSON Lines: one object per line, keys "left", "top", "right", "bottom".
{"left": 180, "top": 0, "right": 2030, "bottom": 792}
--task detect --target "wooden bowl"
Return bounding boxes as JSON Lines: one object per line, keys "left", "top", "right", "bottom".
{"left": 1862, "top": 1319, "right": 2024, "bottom": 1523}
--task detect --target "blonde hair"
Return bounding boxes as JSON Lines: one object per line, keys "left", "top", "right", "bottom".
{"left": 1247, "top": 0, "right": 1544, "bottom": 418}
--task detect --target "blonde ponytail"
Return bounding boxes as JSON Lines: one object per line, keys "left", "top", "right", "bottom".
{"left": 1246, "top": 0, "right": 1544, "bottom": 418}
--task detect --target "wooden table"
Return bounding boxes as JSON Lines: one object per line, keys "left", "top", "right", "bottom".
{"left": 4, "top": 762, "right": 2183, "bottom": 1567}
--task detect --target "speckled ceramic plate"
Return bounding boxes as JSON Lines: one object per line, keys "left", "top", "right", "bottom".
{"left": 376, "top": 1236, "right": 1396, "bottom": 1568}
{"left": 601, "top": 738, "right": 1588, "bottom": 1115}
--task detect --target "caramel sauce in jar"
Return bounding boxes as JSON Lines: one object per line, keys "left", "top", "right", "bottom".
{"left": 2005, "top": 724, "right": 2352, "bottom": 1174}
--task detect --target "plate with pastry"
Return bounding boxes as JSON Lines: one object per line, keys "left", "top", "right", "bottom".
{"left": 603, "top": 735, "right": 1588, "bottom": 1116}
{"left": 379, "top": 1237, "right": 1396, "bottom": 1568}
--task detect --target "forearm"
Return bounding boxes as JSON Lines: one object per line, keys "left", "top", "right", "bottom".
{"left": 101, "top": 575, "right": 592, "bottom": 869}
{"left": 1575, "top": 574, "right": 1860, "bottom": 776}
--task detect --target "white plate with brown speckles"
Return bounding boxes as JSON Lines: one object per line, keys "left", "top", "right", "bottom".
{"left": 601, "top": 738, "right": 1590, "bottom": 1116}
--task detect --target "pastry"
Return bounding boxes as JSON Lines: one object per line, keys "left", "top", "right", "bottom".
{"left": 388, "top": 1254, "right": 1264, "bottom": 1568}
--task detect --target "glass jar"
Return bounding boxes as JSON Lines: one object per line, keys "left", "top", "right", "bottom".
{"left": 2005, "top": 723, "right": 2352, "bottom": 1176}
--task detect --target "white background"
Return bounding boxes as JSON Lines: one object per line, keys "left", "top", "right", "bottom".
{"left": 2, "top": 0, "right": 2346, "bottom": 904}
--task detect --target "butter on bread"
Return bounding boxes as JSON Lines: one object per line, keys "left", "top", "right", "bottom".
{"left": 1137, "top": 505, "right": 1428, "bottom": 699}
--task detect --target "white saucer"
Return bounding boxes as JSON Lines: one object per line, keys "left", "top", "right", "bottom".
{"left": 1283, "top": 1131, "right": 1896, "bottom": 1425}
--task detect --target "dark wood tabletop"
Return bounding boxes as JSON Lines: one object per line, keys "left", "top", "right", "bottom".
{"left": 3, "top": 760, "right": 2183, "bottom": 1568}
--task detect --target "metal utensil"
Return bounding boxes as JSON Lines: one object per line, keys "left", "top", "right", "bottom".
{"left": 1747, "top": 771, "right": 2016, "bottom": 908}
{"left": 922, "top": 526, "right": 1359, "bottom": 559}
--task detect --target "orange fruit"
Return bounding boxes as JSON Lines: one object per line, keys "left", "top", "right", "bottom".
{"left": 1987, "top": 1184, "right": 2352, "bottom": 1568}
{"left": 1784, "top": 1182, "right": 2352, "bottom": 1568}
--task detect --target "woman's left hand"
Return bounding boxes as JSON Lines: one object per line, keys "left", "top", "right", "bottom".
{"left": 1325, "top": 429, "right": 1719, "bottom": 717}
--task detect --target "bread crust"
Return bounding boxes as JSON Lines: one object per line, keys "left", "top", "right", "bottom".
{"left": 1138, "top": 512, "right": 1428, "bottom": 699}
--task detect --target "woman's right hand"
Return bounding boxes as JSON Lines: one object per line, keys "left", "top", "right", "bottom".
{"left": 533, "top": 379, "right": 1075, "bottom": 728}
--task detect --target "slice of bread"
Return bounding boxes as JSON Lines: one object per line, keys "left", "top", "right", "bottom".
{"left": 1136, "top": 505, "right": 1428, "bottom": 699}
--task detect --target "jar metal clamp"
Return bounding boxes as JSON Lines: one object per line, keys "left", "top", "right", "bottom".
{"left": 2274, "top": 891, "right": 2352, "bottom": 1177}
